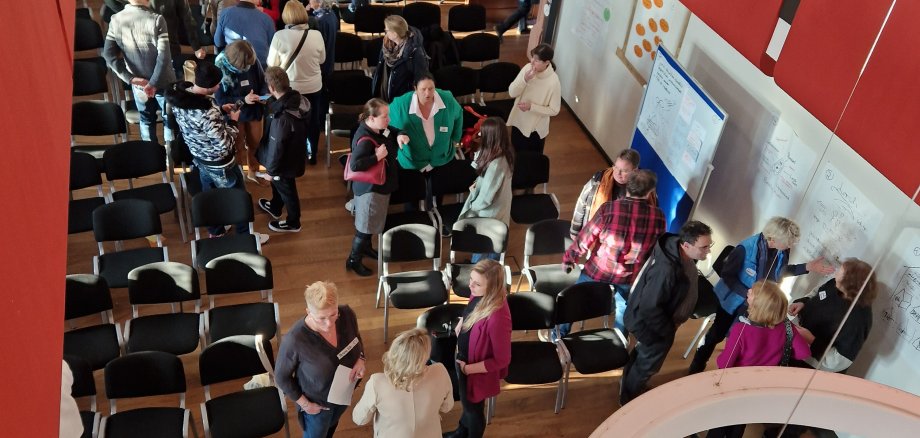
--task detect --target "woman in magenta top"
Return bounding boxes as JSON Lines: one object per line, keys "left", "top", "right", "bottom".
{"left": 445, "top": 259, "right": 512, "bottom": 438}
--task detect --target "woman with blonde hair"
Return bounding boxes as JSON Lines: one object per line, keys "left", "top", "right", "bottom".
{"left": 789, "top": 258, "right": 878, "bottom": 373}
{"left": 445, "top": 259, "right": 512, "bottom": 438}
{"left": 352, "top": 328, "right": 454, "bottom": 437}
{"left": 275, "top": 281, "right": 366, "bottom": 438}
{"left": 372, "top": 15, "right": 429, "bottom": 102}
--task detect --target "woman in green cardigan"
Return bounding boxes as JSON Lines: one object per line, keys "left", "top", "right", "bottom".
{"left": 389, "top": 73, "right": 464, "bottom": 171}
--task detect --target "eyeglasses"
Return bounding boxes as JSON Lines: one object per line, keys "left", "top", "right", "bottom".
{"left": 612, "top": 166, "right": 634, "bottom": 175}
{"left": 695, "top": 242, "right": 714, "bottom": 251}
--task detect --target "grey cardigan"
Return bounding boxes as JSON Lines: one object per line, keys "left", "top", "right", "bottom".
{"left": 458, "top": 158, "right": 513, "bottom": 224}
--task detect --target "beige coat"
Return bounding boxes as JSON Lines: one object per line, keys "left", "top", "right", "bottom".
{"left": 507, "top": 63, "right": 561, "bottom": 139}
{"left": 352, "top": 363, "right": 454, "bottom": 438}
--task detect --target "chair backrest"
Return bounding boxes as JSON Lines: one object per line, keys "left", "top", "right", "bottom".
{"left": 191, "top": 188, "right": 254, "bottom": 228}
{"left": 329, "top": 70, "right": 373, "bottom": 105}
{"left": 507, "top": 292, "right": 555, "bottom": 331}
{"left": 92, "top": 199, "right": 162, "bottom": 242}
{"left": 199, "top": 335, "right": 274, "bottom": 387}
{"left": 416, "top": 303, "right": 466, "bottom": 336}
{"left": 74, "top": 17, "right": 104, "bottom": 51}
{"left": 712, "top": 245, "right": 735, "bottom": 275}
{"left": 525, "top": 219, "right": 573, "bottom": 258}
{"left": 429, "top": 158, "right": 477, "bottom": 197}
{"left": 72, "top": 101, "right": 127, "bottom": 137}
{"left": 434, "top": 65, "right": 479, "bottom": 100}
{"left": 364, "top": 36, "right": 384, "bottom": 68}
{"left": 512, "top": 151, "right": 550, "bottom": 189}
{"left": 127, "top": 262, "right": 201, "bottom": 307}
{"left": 335, "top": 31, "right": 365, "bottom": 64}
{"left": 65, "top": 274, "right": 113, "bottom": 320}
{"left": 103, "top": 140, "right": 167, "bottom": 180}
{"left": 555, "top": 281, "right": 614, "bottom": 325}
{"left": 382, "top": 223, "right": 441, "bottom": 263}
{"left": 204, "top": 253, "right": 274, "bottom": 296}
{"left": 692, "top": 274, "right": 718, "bottom": 318}
{"left": 64, "top": 355, "right": 97, "bottom": 400}
{"left": 478, "top": 61, "right": 521, "bottom": 94}
{"left": 450, "top": 218, "right": 509, "bottom": 254}
{"left": 448, "top": 4, "right": 486, "bottom": 32}
{"left": 70, "top": 151, "right": 103, "bottom": 191}
{"left": 403, "top": 2, "right": 441, "bottom": 29}
{"left": 388, "top": 167, "right": 431, "bottom": 205}
{"left": 458, "top": 33, "right": 500, "bottom": 63}
{"left": 73, "top": 60, "right": 109, "bottom": 97}
{"left": 169, "top": 133, "right": 196, "bottom": 167}
{"left": 354, "top": 5, "right": 392, "bottom": 34}
{"left": 104, "top": 351, "right": 186, "bottom": 402}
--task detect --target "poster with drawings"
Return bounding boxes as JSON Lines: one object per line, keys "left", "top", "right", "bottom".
{"left": 878, "top": 229, "right": 920, "bottom": 365}
{"left": 622, "top": 0, "right": 689, "bottom": 80}
{"left": 795, "top": 161, "right": 882, "bottom": 266}
{"left": 573, "top": 0, "right": 613, "bottom": 53}
{"left": 751, "top": 118, "right": 818, "bottom": 217}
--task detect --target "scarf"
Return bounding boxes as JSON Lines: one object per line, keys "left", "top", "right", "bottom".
{"left": 214, "top": 52, "right": 247, "bottom": 92}
{"left": 382, "top": 35, "right": 409, "bottom": 68}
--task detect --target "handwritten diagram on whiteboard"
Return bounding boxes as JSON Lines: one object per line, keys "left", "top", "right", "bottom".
{"left": 751, "top": 118, "right": 818, "bottom": 217}
{"left": 877, "top": 229, "right": 920, "bottom": 366}
{"left": 796, "top": 162, "right": 882, "bottom": 265}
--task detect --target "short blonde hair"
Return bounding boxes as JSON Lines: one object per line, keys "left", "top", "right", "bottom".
{"left": 762, "top": 216, "right": 800, "bottom": 247}
{"left": 383, "top": 328, "right": 431, "bottom": 391}
{"left": 747, "top": 280, "right": 788, "bottom": 327}
{"left": 304, "top": 281, "right": 338, "bottom": 310}
{"left": 384, "top": 15, "right": 409, "bottom": 39}
{"left": 282, "top": 0, "right": 309, "bottom": 26}
{"left": 224, "top": 40, "right": 257, "bottom": 70}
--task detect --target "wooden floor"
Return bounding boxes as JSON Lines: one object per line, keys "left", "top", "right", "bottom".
{"left": 68, "top": 2, "right": 727, "bottom": 436}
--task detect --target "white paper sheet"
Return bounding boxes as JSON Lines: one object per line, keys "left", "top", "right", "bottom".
{"left": 327, "top": 364, "right": 357, "bottom": 405}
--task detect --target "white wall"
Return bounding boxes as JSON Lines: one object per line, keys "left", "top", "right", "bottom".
{"left": 552, "top": 0, "right": 920, "bottom": 408}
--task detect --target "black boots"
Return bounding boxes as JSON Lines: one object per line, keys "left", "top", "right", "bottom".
{"left": 363, "top": 244, "right": 378, "bottom": 260}
{"left": 346, "top": 234, "right": 373, "bottom": 277}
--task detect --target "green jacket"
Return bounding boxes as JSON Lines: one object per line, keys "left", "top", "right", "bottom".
{"left": 389, "top": 89, "right": 463, "bottom": 170}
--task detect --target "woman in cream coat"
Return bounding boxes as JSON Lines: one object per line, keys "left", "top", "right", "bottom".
{"left": 352, "top": 328, "right": 454, "bottom": 437}
{"left": 507, "top": 43, "right": 561, "bottom": 154}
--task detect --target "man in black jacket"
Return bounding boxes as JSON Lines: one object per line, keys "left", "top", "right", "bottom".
{"left": 257, "top": 66, "right": 309, "bottom": 233}
{"left": 620, "top": 220, "right": 713, "bottom": 405}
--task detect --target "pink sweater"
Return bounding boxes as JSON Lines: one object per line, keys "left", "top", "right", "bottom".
{"left": 717, "top": 319, "right": 811, "bottom": 369}
{"left": 466, "top": 299, "right": 513, "bottom": 403}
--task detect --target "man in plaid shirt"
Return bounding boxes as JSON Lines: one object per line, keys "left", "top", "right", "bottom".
{"left": 561, "top": 169, "right": 665, "bottom": 336}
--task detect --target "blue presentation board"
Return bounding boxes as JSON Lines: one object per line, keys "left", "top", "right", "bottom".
{"left": 629, "top": 46, "right": 727, "bottom": 232}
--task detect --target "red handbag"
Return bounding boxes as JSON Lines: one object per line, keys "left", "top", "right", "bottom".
{"left": 343, "top": 136, "right": 387, "bottom": 185}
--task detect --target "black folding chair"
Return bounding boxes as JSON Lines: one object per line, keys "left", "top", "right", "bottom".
{"left": 124, "top": 262, "right": 203, "bottom": 356}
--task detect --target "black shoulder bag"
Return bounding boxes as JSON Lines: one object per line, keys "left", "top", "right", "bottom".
{"left": 281, "top": 29, "right": 311, "bottom": 72}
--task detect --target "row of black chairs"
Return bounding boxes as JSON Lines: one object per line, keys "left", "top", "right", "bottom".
{"left": 351, "top": 3, "right": 489, "bottom": 35}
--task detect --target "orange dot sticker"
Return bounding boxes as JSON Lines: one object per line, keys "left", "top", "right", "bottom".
{"left": 660, "top": 18, "right": 670, "bottom": 32}
{"left": 636, "top": 23, "right": 646, "bottom": 36}
{"left": 634, "top": 45, "right": 644, "bottom": 58}
{"left": 654, "top": 0, "right": 664, "bottom": 8}
{"left": 642, "top": 0, "right": 652, "bottom": 9}
{"left": 642, "top": 39, "right": 652, "bottom": 52}
{"left": 650, "top": 51, "right": 657, "bottom": 60}
{"left": 648, "top": 18, "right": 658, "bottom": 33}
{"left": 654, "top": 35, "right": 662, "bottom": 46}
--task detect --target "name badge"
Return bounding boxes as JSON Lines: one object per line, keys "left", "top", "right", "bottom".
{"left": 382, "top": 128, "right": 391, "bottom": 137}
{"left": 337, "top": 337, "right": 360, "bottom": 360}
{"left": 745, "top": 268, "right": 756, "bottom": 277}
{"left": 439, "top": 126, "right": 448, "bottom": 132}
{"left": 240, "top": 80, "right": 250, "bottom": 87}
{"left": 818, "top": 290, "right": 827, "bottom": 300}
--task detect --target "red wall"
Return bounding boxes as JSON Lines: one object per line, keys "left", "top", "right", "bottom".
{"left": 0, "top": 1, "right": 74, "bottom": 435}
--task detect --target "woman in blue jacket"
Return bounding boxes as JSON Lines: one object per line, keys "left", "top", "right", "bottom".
{"left": 215, "top": 40, "right": 269, "bottom": 184}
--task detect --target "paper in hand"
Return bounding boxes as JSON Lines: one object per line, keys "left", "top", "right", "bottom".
{"left": 327, "top": 364, "right": 358, "bottom": 405}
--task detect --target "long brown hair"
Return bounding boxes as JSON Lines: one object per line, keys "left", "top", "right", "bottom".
{"left": 589, "top": 149, "right": 641, "bottom": 219}
{"left": 838, "top": 258, "right": 878, "bottom": 307}
{"left": 461, "top": 259, "right": 506, "bottom": 331}
{"left": 474, "top": 117, "right": 514, "bottom": 176}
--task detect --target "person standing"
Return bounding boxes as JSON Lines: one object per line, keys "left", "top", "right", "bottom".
{"left": 687, "top": 217, "right": 835, "bottom": 374}
{"left": 562, "top": 170, "right": 666, "bottom": 337}
{"left": 103, "top": 0, "right": 176, "bottom": 145}
{"left": 352, "top": 328, "right": 454, "bottom": 437}
{"left": 346, "top": 99, "right": 405, "bottom": 277}
{"left": 619, "top": 220, "right": 714, "bottom": 405}
{"left": 372, "top": 15, "right": 429, "bottom": 102}
{"left": 214, "top": 0, "right": 275, "bottom": 66}
{"left": 494, "top": 0, "right": 538, "bottom": 42}
{"left": 256, "top": 67, "right": 309, "bottom": 233}
{"left": 306, "top": 0, "right": 340, "bottom": 164}
{"left": 444, "top": 259, "right": 512, "bottom": 438}
{"left": 165, "top": 61, "right": 269, "bottom": 244}
{"left": 276, "top": 281, "right": 366, "bottom": 438}
{"left": 215, "top": 40, "right": 269, "bottom": 184}
{"left": 570, "top": 149, "right": 642, "bottom": 240}
{"left": 389, "top": 73, "right": 464, "bottom": 172}
{"left": 507, "top": 44, "right": 561, "bottom": 154}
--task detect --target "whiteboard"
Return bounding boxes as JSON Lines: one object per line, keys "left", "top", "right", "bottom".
{"left": 751, "top": 118, "right": 819, "bottom": 218}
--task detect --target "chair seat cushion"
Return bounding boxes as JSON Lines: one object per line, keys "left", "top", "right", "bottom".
{"left": 448, "top": 263, "right": 473, "bottom": 298}
{"left": 562, "top": 328, "right": 629, "bottom": 375}
{"left": 527, "top": 264, "right": 581, "bottom": 296}
{"left": 208, "top": 303, "right": 277, "bottom": 343}
{"left": 97, "top": 247, "right": 167, "bottom": 288}
{"left": 193, "top": 234, "right": 259, "bottom": 269}
{"left": 511, "top": 194, "right": 559, "bottom": 224}
{"left": 205, "top": 387, "right": 286, "bottom": 438}
{"left": 386, "top": 270, "right": 449, "bottom": 309}
{"left": 506, "top": 341, "right": 564, "bottom": 384}
{"left": 104, "top": 407, "right": 187, "bottom": 438}
{"left": 64, "top": 324, "right": 120, "bottom": 370}
{"left": 482, "top": 99, "right": 515, "bottom": 122}
{"left": 180, "top": 169, "right": 202, "bottom": 198}
{"left": 384, "top": 210, "right": 436, "bottom": 232}
{"left": 69, "top": 197, "right": 106, "bottom": 234}
{"left": 112, "top": 184, "right": 176, "bottom": 214}
{"left": 126, "top": 313, "right": 201, "bottom": 355}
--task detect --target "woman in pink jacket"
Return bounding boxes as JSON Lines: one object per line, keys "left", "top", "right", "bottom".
{"left": 445, "top": 259, "right": 512, "bottom": 438}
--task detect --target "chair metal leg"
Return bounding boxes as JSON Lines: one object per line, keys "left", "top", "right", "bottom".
{"left": 561, "top": 362, "right": 571, "bottom": 409}
{"left": 683, "top": 314, "right": 714, "bottom": 359}
{"left": 383, "top": 295, "right": 389, "bottom": 343}
{"left": 554, "top": 379, "right": 563, "bottom": 414}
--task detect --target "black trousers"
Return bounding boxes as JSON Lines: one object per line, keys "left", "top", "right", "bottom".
{"left": 455, "top": 367, "right": 486, "bottom": 438}
{"left": 511, "top": 126, "right": 546, "bottom": 154}
{"left": 690, "top": 305, "right": 740, "bottom": 372}
{"left": 303, "top": 90, "right": 323, "bottom": 157}
{"left": 620, "top": 333, "right": 674, "bottom": 404}
{"left": 270, "top": 176, "right": 301, "bottom": 226}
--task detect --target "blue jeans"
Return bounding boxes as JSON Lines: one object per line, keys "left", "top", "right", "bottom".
{"left": 299, "top": 404, "right": 347, "bottom": 438}
{"left": 194, "top": 161, "right": 249, "bottom": 235}
{"left": 556, "top": 273, "right": 630, "bottom": 338}
{"left": 131, "top": 85, "right": 173, "bottom": 144}
{"left": 471, "top": 252, "right": 500, "bottom": 263}
{"left": 498, "top": 0, "right": 537, "bottom": 33}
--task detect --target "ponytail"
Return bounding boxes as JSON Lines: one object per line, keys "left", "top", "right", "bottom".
{"left": 359, "top": 98, "right": 388, "bottom": 123}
